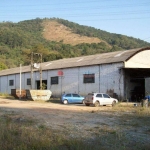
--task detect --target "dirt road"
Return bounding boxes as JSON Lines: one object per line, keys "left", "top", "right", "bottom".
{"left": 0, "top": 98, "right": 150, "bottom": 147}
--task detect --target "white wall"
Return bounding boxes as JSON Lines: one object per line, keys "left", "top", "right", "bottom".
{"left": 0, "top": 62, "right": 125, "bottom": 100}
{"left": 99, "top": 63, "right": 124, "bottom": 99}
{"left": 0, "top": 76, "right": 8, "bottom": 93}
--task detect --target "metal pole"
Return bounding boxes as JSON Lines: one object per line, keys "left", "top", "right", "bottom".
{"left": 31, "top": 52, "right": 33, "bottom": 89}
{"left": 19, "top": 64, "right": 22, "bottom": 100}
{"left": 40, "top": 54, "right": 42, "bottom": 90}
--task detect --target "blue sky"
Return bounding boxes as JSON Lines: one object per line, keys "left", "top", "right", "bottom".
{"left": 0, "top": 0, "right": 150, "bottom": 42}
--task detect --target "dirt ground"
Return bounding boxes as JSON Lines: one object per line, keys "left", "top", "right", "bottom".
{"left": 0, "top": 98, "right": 150, "bottom": 147}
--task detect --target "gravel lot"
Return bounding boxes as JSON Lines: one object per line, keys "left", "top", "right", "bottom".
{"left": 0, "top": 98, "right": 150, "bottom": 149}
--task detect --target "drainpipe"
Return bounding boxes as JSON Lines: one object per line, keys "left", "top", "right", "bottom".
{"left": 19, "top": 64, "right": 22, "bottom": 100}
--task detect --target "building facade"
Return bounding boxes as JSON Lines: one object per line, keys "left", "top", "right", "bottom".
{"left": 0, "top": 47, "right": 150, "bottom": 101}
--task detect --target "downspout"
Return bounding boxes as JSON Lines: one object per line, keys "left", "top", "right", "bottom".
{"left": 119, "top": 69, "right": 122, "bottom": 101}
{"left": 119, "top": 61, "right": 126, "bottom": 101}
{"left": 78, "top": 67, "right": 80, "bottom": 94}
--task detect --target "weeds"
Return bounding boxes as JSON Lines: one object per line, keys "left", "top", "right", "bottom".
{"left": 0, "top": 103, "right": 150, "bottom": 150}
{"left": 0, "top": 113, "right": 99, "bottom": 150}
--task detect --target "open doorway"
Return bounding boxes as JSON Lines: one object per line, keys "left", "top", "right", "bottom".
{"left": 124, "top": 68, "right": 150, "bottom": 102}
{"left": 36, "top": 80, "right": 47, "bottom": 89}
{"left": 129, "top": 78, "right": 145, "bottom": 102}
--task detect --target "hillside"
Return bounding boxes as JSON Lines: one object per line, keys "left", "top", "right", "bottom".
{"left": 42, "top": 20, "right": 107, "bottom": 46}
{"left": 0, "top": 18, "right": 150, "bottom": 69}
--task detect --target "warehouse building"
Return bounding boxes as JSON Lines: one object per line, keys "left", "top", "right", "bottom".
{"left": 0, "top": 47, "right": 150, "bottom": 101}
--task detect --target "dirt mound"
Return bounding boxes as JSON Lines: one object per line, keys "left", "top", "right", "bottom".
{"left": 42, "top": 20, "right": 103, "bottom": 45}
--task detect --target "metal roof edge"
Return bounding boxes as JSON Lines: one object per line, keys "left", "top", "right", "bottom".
{"left": 125, "top": 47, "right": 150, "bottom": 61}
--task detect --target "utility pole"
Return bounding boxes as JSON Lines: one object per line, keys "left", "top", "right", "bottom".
{"left": 19, "top": 64, "right": 22, "bottom": 99}
{"left": 40, "top": 53, "right": 42, "bottom": 90}
{"left": 31, "top": 52, "right": 33, "bottom": 89}
{"left": 30, "top": 52, "right": 42, "bottom": 90}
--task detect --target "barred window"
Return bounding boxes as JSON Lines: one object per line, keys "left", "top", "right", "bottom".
{"left": 51, "top": 76, "right": 58, "bottom": 84}
{"left": 83, "top": 74, "right": 95, "bottom": 83}
{"left": 27, "top": 78, "right": 31, "bottom": 85}
{"left": 9, "top": 80, "right": 14, "bottom": 86}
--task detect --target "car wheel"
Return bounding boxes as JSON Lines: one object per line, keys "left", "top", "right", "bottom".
{"left": 112, "top": 101, "right": 116, "bottom": 107}
{"left": 85, "top": 103, "right": 90, "bottom": 106}
{"left": 63, "top": 99, "right": 68, "bottom": 104}
{"left": 95, "top": 101, "right": 100, "bottom": 107}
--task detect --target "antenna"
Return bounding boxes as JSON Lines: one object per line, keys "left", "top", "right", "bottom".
{"left": 33, "top": 63, "right": 40, "bottom": 69}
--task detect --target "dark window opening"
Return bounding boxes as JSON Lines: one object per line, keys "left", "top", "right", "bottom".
{"left": 27, "top": 78, "right": 31, "bottom": 85}
{"left": 9, "top": 80, "right": 14, "bottom": 86}
{"left": 83, "top": 74, "right": 95, "bottom": 83}
{"left": 37, "top": 80, "right": 47, "bottom": 89}
{"left": 51, "top": 76, "right": 58, "bottom": 85}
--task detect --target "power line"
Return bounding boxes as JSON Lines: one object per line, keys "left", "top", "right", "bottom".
{"left": 0, "top": 1, "right": 150, "bottom": 7}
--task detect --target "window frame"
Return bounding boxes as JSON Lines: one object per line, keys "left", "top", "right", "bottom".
{"left": 27, "top": 78, "right": 31, "bottom": 85}
{"left": 83, "top": 73, "right": 95, "bottom": 83}
{"left": 9, "top": 80, "right": 14, "bottom": 86}
{"left": 51, "top": 76, "right": 59, "bottom": 85}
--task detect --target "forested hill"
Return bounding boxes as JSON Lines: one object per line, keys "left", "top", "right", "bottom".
{"left": 0, "top": 18, "right": 150, "bottom": 69}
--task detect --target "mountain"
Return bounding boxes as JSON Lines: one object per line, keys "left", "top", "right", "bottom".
{"left": 0, "top": 18, "right": 150, "bottom": 69}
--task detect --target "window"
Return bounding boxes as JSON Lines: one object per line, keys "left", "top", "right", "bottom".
{"left": 72, "top": 94, "right": 80, "bottom": 97}
{"left": 96, "top": 94, "right": 102, "bottom": 98}
{"left": 83, "top": 74, "right": 95, "bottom": 83}
{"left": 65, "top": 94, "right": 71, "bottom": 97}
{"left": 51, "top": 76, "right": 58, "bottom": 84}
{"left": 27, "top": 78, "right": 31, "bottom": 85}
{"left": 9, "top": 80, "right": 14, "bottom": 86}
{"left": 103, "top": 94, "right": 110, "bottom": 98}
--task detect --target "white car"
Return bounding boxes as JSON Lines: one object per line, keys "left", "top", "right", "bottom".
{"left": 84, "top": 93, "right": 118, "bottom": 107}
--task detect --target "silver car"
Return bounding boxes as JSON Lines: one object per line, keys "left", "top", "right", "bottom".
{"left": 84, "top": 93, "right": 118, "bottom": 107}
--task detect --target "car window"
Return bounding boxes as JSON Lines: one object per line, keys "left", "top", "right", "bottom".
{"left": 96, "top": 94, "right": 102, "bottom": 98}
{"left": 103, "top": 94, "right": 110, "bottom": 98}
{"left": 72, "top": 94, "right": 80, "bottom": 97}
{"left": 65, "top": 94, "right": 71, "bottom": 97}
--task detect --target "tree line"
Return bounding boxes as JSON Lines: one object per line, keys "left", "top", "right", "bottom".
{"left": 0, "top": 18, "right": 150, "bottom": 70}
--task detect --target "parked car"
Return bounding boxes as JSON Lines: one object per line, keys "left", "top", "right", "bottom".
{"left": 84, "top": 93, "right": 118, "bottom": 107}
{"left": 61, "top": 93, "right": 84, "bottom": 104}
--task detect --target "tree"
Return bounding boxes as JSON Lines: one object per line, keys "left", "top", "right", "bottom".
{"left": 0, "top": 62, "right": 8, "bottom": 70}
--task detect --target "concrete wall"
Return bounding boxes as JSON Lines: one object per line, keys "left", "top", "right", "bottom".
{"left": 0, "top": 62, "right": 125, "bottom": 100}
{"left": 99, "top": 63, "right": 124, "bottom": 99}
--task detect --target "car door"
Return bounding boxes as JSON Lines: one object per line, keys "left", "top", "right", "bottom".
{"left": 96, "top": 94, "right": 104, "bottom": 105}
{"left": 103, "top": 94, "right": 111, "bottom": 104}
{"left": 65, "top": 93, "right": 72, "bottom": 103}
{"left": 72, "top": 94, "right": 80, "bottom": 103}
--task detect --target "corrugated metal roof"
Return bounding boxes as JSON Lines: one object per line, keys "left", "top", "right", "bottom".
{"left": 0, "top": 47, "right": 149, "bottom": 76}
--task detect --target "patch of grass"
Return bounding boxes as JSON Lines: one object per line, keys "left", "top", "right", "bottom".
{"left": 0, "top": 92, "right": 9, "bottom": 96}
{"left": 0, "top": 93, "right": 15, "bottom": 99}
{"left": 0, "top": 105, "right": 150, "bottom": 150}
{"left": 0, "top": 113, "right": 100, "bottom": 150}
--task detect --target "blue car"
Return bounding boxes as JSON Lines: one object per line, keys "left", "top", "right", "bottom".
{"left": 61, "top": 93, "right": 84, "bottom": 104}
